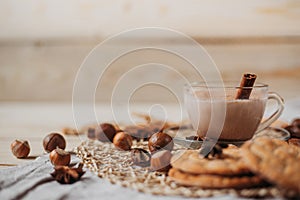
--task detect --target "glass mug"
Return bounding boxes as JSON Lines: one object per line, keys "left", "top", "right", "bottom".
{"left": 184, "top": 82, "right": 284, "bottom": 142}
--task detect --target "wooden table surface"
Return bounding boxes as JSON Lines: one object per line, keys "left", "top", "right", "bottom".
{"left": 1, "top": 101, "right": 299, "bottom": 168}
{"left": 0, "top": 103, "right": 81, "bottom": 167}
{"left": 0, "top": 102, "right": 186, "bottom": 168}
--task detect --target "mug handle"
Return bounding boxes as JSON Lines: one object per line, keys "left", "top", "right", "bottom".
{"left": 255, "top": 92, "right": 284, "bottom": 133}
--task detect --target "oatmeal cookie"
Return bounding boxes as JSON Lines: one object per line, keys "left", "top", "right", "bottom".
{"left": 171, "top": 146, "right": 250, "bottom": 176}
{"left": 241, "top": 137, "right": 300, "bottom": 196}
{"left": 168, "top": 168, "right": 266, "bottom": 189}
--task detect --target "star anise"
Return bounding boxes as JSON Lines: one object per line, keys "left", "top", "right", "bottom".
{"left": 51, "top": 163, "right": 85, "bottom": 184}
{"left": 199, "top": 143, "right": 229, "bottom": 159}
{"left": 185, "top": 136, "right": 203, "bottom": 141}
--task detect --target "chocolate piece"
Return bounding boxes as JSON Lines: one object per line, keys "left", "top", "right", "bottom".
{"left": 235, "top": 73, "right": 257, "bottom": 99}
{"left": 150, "top": 150, "right": 172, "bottom": 172}
{"left": 130, "top": 148, "right": 151, "bottom": 167}
{"left": 87, "top": 127, "right": 96, "bottom": 139}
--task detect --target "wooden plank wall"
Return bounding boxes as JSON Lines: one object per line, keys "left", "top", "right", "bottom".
{"left": 0, "top": 0, "right": 299, "bottom": 102}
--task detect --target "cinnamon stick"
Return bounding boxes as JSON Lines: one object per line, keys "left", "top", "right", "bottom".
{"left": 235, "top": 73, "right": 257, "bottom": 99}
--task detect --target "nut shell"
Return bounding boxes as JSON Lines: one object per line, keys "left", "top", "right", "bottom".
{"left": 148, "top": 132, "right": 174, "bottom": 153}
{"left": 49, "top": 147, "right": 71, "bottom": 166}
{"left": 11, "top": 140, "right": 30, "bottom": 158}
{"left": 95, "top": 123, "right": 116, "bottom": 142}
{"left": 113, "top": 132, "right": 133, "bottom": 151}
{"left": 43, "top": 133, "right": 66, "bottom": 153}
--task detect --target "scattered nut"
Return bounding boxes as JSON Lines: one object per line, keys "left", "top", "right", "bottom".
{"left": 148, "top": 132, "right": 174, "bottom": 153}
{"left": 87, "top": 127, "right": 96, "bottom": 140}
{"left": 10, "top": 140, "right": 30, "bottom": 158}
{"left": 79, "top": 124, "right": 97, "bottom": 139}
{"left": 283, "top": 118, "right": 300, "bottom": 138}
{"left": 43, "top": 133, "right": 66, "bottom": 153}
{"left": 51, "top": 163, "right": 85, "bottom": 184}
{"left": 49, "top": 147, "right": 71, "bottom": 166}
{"left": 113, "top": 132, "right": 133, "bottom": 151}
{"left": 130, "top": 148, "right": 151, "bottom": 167}
{"left": 291, "top": 118, "right": 300, "bottom": 129}
{"left": 95, "top": 123, "right": 116, "bottom": 142}
{"left": 285, "top": 125, "right": 300, "bottom": 138}
{"left": 150, "top": 150, "right": 172, "bottom": 172}
{"left": 124, "top": 121, "right": 170, "bottom": 141}
{"left": 62, "top": 127, "right": 80, "bottom": 135}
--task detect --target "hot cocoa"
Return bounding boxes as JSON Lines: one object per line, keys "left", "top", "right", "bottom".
{"left": 184, "top": 79, "right": 284, "bottom": 142}
{"left": 185, "top": 97, "right": 266, "bottom": 141}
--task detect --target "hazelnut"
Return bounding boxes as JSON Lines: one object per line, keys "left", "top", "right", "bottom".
{"left": 285, "top": 125, "right": 300, "bottom": 138}
{"left": 49, "top": 147, "right": 71, "bottom": 166}
{"left": 11, "top": 139, "right": 30, "bottom": 158}
{"left": 292, "top": 118, "right": 300, "bottom": 129}
{"left": 150, "top": 150, "right": 172, "bottom": 172}
{"left": 95, "top": 123, "right": 116, "bottom": 142}
{"left": 113, "top": 132, "right": 133, "bottom": 151}
{"left": 62, "top": 127, "right": 79, "bottom": 135}
{"left": 130, "top": 148, "right": 151, "bottom": 167}
{"left": 43, "top": 133, "right": 66, "bottom": 153}
{"left": 148, "top": 132, "right": 174, "bottom": 153}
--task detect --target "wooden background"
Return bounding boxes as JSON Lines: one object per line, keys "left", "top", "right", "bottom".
{"left": 0, "top": 0, "right": 300, "bottom": 167}
{"left": 0, "top": 0, "right": 300, "bottom": 103}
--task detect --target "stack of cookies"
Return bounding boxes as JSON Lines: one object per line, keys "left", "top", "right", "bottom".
{"left": 169, "top": 137, "right": 300, "bottom": 197}
{"left": 169, "top": 145, "right": 267, "bottom": 189}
